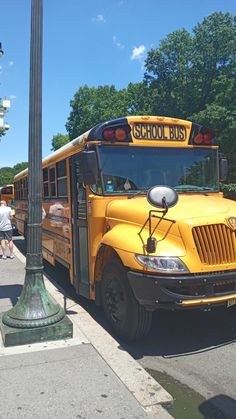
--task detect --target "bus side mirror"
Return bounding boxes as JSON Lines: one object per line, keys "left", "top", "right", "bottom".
{"left": 219, "top": 156, "right": 228, "bottom": 182}
{"left": 80, "top": 150, "right": 98, "bottom": 185}
{"left": 147, "top": 185, "right": 178, "bottom": 209}
{"left": 145, "top": 186, "right": 178, "bottom": 253}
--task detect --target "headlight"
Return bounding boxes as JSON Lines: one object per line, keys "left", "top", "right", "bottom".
{"left": 135, "top": 254, "right": 189, "bottom": 273}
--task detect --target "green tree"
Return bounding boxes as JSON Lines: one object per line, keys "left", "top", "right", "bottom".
{"left": 13, "top": 162, "right": 28, "bottom": 176}
{"left": 0, "top": 127, "right": 6, "bottom": 139}
{"left": 66, "top": 85, "right": 130, "bottom": 140}
{"left": 144, "top": 29, "right": 194, "bottom": 117}
{"left": 190, "top": 12, "right": 236, "bottom": 113}
{"left": 144, "top": 12, "right": 236, "bottom": 181}
{"left": 0, "top": 162, "right": 28, "bottom": 186}
{"left": 51, "top": 133, "right": 69, "bottom": 151}
{"left": 62, "top": 13, "right": 235, "bottom": 181}
{"left": 0, "top": 167, "right": 13, "bottom": 186}
{"left": 189, "top": 13, "right": 236, "bottom": 181}
{"left": 126, "top": 82, "right": 152, "bottom": 115}
{"left": 65, "top": 83, "right": 153, "bottom": 140}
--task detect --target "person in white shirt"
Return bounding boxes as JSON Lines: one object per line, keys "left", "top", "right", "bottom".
{"left": 0, "top": 200, "right": 14, "bottom": 260}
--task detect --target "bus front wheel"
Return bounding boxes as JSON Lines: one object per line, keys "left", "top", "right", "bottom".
{"left": 101, "top": 259, "right": 152, "bottom": 341}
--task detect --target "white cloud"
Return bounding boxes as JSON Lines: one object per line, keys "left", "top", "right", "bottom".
{"left": 8, "top": 61, "right": 14, "bottom": 67}
{"left": 92, "top": 14, "right": 106, "bottom": 23}
{"left": 9, "top": 95, "right": 17, "bottom": 100}
{"left": 113, "top": 36, "right": 125, "bottom": 49}
{"left": 131, "top": 45, "right": 146, "bottom": 60}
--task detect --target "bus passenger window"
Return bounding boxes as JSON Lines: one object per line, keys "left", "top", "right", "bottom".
{"left": 43, "top": 168, "right": 49, "bottom": 197}
{"left": 50, "top": 166, "right": 56, "bottom": 197}
{"left": 57, "top": 160, "right": 68, "bottom": 197}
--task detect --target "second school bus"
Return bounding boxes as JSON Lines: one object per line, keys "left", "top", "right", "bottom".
{"left": 14, "top": 116, "right": 236, "bottom": 341}
{"left": 0, "top": 184, "right": 14, "bottom": 206}
{"left": 0, "top": 184, "right": 17, "bottom": 231}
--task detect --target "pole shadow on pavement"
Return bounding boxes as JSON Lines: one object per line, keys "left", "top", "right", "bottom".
{"left": 0, "top": 285, "right": 23, "bottom": 308}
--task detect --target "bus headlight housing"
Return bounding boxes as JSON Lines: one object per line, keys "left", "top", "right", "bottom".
{"left": 135, "top": 255, "right": 189, "bottom": 273}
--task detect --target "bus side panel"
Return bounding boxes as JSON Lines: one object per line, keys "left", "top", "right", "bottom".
{"left": 42, "top": 200, "right": 72, "bottom": 271}
{"left": 15, "top": 200, "right": 27, "bottom": 236}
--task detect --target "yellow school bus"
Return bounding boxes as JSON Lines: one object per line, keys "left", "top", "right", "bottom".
{"left": 0, "top": 184, "right": 14, "bottom": 206}
{"left": 0, "top": 184, "right": 17, "bottom": 231}
{"left": 14, "top": 115, "right": 236, "bottom": 341}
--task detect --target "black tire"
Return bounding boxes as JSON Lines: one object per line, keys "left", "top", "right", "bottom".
{"left": 101, "top": 259, "right": 152, "bottom": 341}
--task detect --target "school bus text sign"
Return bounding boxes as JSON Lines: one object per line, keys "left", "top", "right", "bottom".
{"left": 132, "top": 123, "right": 187, "bottom": 141}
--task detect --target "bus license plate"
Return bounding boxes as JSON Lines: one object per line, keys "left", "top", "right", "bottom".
{"left": 227, "top": 298, "right": 236, "bottom": 308}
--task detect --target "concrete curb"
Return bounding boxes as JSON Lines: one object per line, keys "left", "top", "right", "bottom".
{"left": 10, "top": 246, "right": 174, "bottom": 418}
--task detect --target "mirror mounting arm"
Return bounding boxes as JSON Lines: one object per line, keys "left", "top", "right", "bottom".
{"left": 138, "top": 209, "right": 176, "bottom": 254}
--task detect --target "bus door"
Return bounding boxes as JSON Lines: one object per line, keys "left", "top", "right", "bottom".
{"left": 70, "top": 155, "right": 90, "bottom": 298}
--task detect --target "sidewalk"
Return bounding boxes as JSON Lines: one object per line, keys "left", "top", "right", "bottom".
{"left": 0, "top": 242, "right": 173, "bottom": 419}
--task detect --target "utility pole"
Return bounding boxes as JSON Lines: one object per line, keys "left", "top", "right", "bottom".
{"left": 0, "top": 0, "right": 73, "bottom": 346}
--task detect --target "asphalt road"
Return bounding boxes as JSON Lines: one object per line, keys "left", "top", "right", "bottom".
{"left": 14, "top": 236, "right": 236, "bottom": 418}
{"left": 125, "top": 308, "right": 236, "bottom": 417}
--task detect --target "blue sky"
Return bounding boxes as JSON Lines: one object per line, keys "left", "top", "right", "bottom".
{"left": 0, "top": 0, "right": 236, "bottom": 167}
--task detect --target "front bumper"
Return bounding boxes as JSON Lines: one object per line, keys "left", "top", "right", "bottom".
{"left": 127, "top": 270, "right": 236, "bottom": 310}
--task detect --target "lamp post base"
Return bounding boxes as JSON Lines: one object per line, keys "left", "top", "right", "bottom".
{"left": 0, "top": 269, "right": 73, "bottom": 347}
{"left": 0, "top": 314, "right": 73, "bottom": 347}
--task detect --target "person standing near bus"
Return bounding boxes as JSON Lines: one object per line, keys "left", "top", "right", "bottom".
{"left": 0, "top": 200, "right": 14, "bottom": 259}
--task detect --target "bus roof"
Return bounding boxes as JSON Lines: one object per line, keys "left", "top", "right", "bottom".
{"left": 14, "top": 131, "right": 89, "bottom": 181}
{"left": 14, "top": 115, "right": 215, "bottom": 181}
{"left": 0, "top": 184, "right": 13, "bottom": 189}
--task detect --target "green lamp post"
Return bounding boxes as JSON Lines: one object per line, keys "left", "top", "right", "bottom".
{"left": 0, "top": 0, "right": 73, "bottom": 346}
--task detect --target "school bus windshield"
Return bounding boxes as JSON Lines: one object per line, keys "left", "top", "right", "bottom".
{"left": 95, "top": 146, "right": 219, "bottom": 194}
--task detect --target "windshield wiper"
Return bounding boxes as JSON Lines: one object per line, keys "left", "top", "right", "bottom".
{"left": 174, "top": 185, "right": 214, "bottom": 192}
{"left": 128, "top": 188, "right": 150, "bottom": 199}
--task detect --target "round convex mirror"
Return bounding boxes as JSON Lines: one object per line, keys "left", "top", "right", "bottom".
{"left": 147, "top": 185, "right": 178, "bottom": 209}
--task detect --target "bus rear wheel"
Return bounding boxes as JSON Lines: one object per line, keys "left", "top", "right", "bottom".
{"left": 101, "top": 259, "right": 152, "bottom": 341}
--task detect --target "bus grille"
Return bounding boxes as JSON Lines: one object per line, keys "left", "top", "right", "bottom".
{"left": 192, "top": 224, "right": 236, "bottom": 265}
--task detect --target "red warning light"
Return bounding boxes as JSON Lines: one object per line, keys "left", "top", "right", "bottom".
{"left": 103, "top": 128, "right": 114, "bottom": 140}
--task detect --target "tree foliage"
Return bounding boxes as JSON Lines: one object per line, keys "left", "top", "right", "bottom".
{"left": 51, "top": 133, "right": 69, "bottom": 151}
{"left": 51, "top": 12, "right": 235, "bottom": 181}
{"left": 144, "top": 12, "right": 236, "bottom": 180}
{"left": 0, "top": 127, "right": 6, "bottom": 139}
{"left": 144, "top": 28, "right": 194, "bottom": 117}
{"left": 0, "top": 162, "right": 28, "bottom": 186}
{"left": 65, "top": 83, "right": 151, "bottom": 140}
{"left": 66, "top": 85, "right": 128, "bottom": 140}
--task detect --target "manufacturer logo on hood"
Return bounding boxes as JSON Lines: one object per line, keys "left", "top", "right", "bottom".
{"left": 226, "top": 217, "right": 236, "bottom": 231}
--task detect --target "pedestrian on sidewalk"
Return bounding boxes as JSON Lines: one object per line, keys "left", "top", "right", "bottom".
{"left": 0, "top": 200, "right": 14, "bottom": 260}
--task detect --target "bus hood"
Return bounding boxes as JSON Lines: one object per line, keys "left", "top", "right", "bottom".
{"left": 106, "top": 194, "right": 236, "bottom": 230}
{"left": 103, "top": 194, "right": 236, "bottom": 262}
